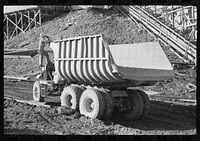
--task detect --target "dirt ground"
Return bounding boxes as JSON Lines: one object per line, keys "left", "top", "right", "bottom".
{"left": 4, "top": 7, "right": 196, "bottom": 135}
{"left": 4, "top": 79, "right": 196, "bottom": 135}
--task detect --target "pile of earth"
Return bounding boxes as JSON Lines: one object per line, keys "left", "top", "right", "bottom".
{"left": 4, "top": 7, "right": 196, "bottom": 100}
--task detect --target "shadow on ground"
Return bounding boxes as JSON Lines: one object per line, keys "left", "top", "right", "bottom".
{"left": 110, "top": 100, "right": 196, "bottom": 131}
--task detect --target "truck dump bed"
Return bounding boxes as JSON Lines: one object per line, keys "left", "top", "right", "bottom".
{"left": 50, "top": 34, "right": 174, "bottom": 87}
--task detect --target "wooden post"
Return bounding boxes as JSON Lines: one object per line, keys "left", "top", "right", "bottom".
{"left": 6, "top": 16, "right": 9, "bottom": 39}
{"left": 15, "top": 13, "right": 18, "bottom": 36}
{"left": 192, "top": 6, "right": 194, "bottom": 23}
{"left": 39, "top": 9, "right": 42, "bottom": 26}
{"left": 34, "top": 10, "right": 36, "bottom": 26}
{"left": 20, "top": 12, "right": 23, "bottom": 31}
{"left": 181, "top": 6, "right": 184, "bottom": 32}
{"left": 28, "top": 10, "right": 30, "bottom": 30}
{"left": 172, "top": 5, "right": 174, "bottom": 27}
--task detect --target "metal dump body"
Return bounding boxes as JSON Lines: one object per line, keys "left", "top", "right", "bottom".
{"left": 50, "top": 34, "right": 174, "bottom": 87}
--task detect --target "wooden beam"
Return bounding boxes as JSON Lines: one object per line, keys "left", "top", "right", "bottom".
{"left": 6, "top": 16, "right": 9, "bottom": 39}
{"left": 34, "top": 10, "right": 36, "bottom": 26}
{"left": 171, "top": 6, "right": 174, "bottom": 27}
{"left": 27, "top": 10, "right": 30, "bottom": 30}
{"left": 15, "top": 13, "right": 18, "bottom": 35}
{"left": 4, "top": 55, "right": 32, "bottom": 59}
{"left": 20, "top": 12, "right": 23, "bottom": 30}
{"left": 3, "top": 16, "right": 6, "bottom": 22}
{"left": 39, "top": 9, "right": 42, "bottom": 26}
{"left": 181, "top": 6, "right": 184, "bottom": 32}
{"left": 4, "top": 97, "right": 51, "bottom": 108}
{"left": 4, "top": 75, "right": 29, "bottom": 80}
{"left": 4, "top": 31, "right": 8, "bottom": 39}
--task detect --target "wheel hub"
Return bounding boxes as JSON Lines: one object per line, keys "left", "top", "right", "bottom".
{"left": 35, "top": 87, "right": 38, "bottom": 98}
{"left": 66, "top": 95, "right": 72, "bottom": 107}
{"left": 85, "top": 98, "right": 94, "bottom": 113}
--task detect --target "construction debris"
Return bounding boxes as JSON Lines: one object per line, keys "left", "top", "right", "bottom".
{"left": 57, "top": 106, "right": 75, "bottom": 115}
{"left": 4, "top": 75, "right": 29, "bottom": 80}
{"left": 186, "top": 83, "right": 196, "bottom": 92}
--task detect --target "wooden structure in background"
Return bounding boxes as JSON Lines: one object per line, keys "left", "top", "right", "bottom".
{"left": 141, "top": 6, "right": 197, "bottom": 43}
{"left": 4, "top": 6, "right": 70, "bottom": 40}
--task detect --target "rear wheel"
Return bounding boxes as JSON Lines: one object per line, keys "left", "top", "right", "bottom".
{"left": 117, "top": 90, "right": 144, "bottom": 120}
{"left": 33, "top": 80, "right": 45, "bottom": 102}
{"left": 60, "top": 85, "right": 84, "bottom": 110}
{"left": 100, "top": 89, "right": 113, "bottom": 120}
{"left": 79, "top": 89, "right": 105, "bottom": 119}
{"left": 136, "top": 90, "right": 150, "bottom": 118}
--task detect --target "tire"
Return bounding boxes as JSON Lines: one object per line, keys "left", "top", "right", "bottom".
{"left": 33, "top": 81, "right": 44, "bottom": 102}
{"left": 100, "top": 90, "right": 113, "bottom": 120}
{"left": 136, "top": 90, "right": 151, "bottom": 118}
{"left": 121, "top": 90, "right": 144, "bottom": 120}
{"left": 60, "top": 85, "right": 84, "bottom": 110}
{"left": 79, "top": 89, "right": 105, "bottom": 119}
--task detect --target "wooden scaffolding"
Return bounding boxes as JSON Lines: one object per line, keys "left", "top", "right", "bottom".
{"left": 4, "top": 6, "right": 70, "bottom": 40}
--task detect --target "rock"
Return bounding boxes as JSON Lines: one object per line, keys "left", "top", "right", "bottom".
{"left": 74, "top": 111, "right": 81, "bottom": 119}
{"left": 54, "top": 131, "right": 63, "bottom": 135}
{"left": 57, "top": 106, "right": 75, "bottom": 115}
{"left": 186, "top": 83, "right": 196, "bottom": 92}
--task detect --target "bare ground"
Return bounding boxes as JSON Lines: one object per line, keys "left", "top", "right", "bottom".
{"left": 4, "top": 79, "right": 196, "bottom": 135}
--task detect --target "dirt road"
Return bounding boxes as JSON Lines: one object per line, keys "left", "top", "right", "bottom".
{"left": 4, "top": 79, "right": 196, "bottom": 135}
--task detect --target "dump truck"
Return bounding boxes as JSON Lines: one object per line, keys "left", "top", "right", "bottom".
{"left": 33, "top": 34, "right": 174, "bottom": 120}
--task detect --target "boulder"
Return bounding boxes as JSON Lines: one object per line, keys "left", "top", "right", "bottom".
{"left": 57, "top": 106, "right": 75, "bottom": 115}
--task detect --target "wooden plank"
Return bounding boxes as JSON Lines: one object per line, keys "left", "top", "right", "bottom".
{"left": 15, "top": 13, "right": 18, "bottom": 35}
{"left": 6, "top": 15, "right": 9, "bottom": 39}
{"left": 4, "top": 75, "right": 29, "bottom": 80}
{"left": 179, "top": 99, "right": 196, "bottom": 103}
{"left": 4, "top": 55, "right": 32, "bottom": 59}
{"left": 34, "top": 10, "right": 36, "bottom": 26}
{"left": 28, "top": 10, "right": 30, "bottom": 30}
{"left": 20, "top": 12, "right": 23, "bottom": 30}
{"left": 4, "top": 97, "right": 51, "bottom": 108}
{"left": 39, "top": 9, "right": 42, "bottom": 26}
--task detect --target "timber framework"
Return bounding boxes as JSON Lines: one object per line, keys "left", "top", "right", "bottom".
{"left": 3, "top": 6, "right": 70, "bottom": 40}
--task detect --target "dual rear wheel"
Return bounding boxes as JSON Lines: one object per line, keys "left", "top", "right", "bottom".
{"left": 60, "top": 87, "right": 113, "bottom": 120}
{"left": 115, "top": 89, "right": 150, "bottom": 120}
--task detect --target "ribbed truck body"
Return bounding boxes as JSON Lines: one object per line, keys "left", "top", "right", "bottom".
{"left": 50, "top": 34, "right": 174, "bottom": 87}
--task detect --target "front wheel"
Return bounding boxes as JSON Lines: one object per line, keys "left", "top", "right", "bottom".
{"left": 33, "top": 80, "right": 45, "bottom": 102}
